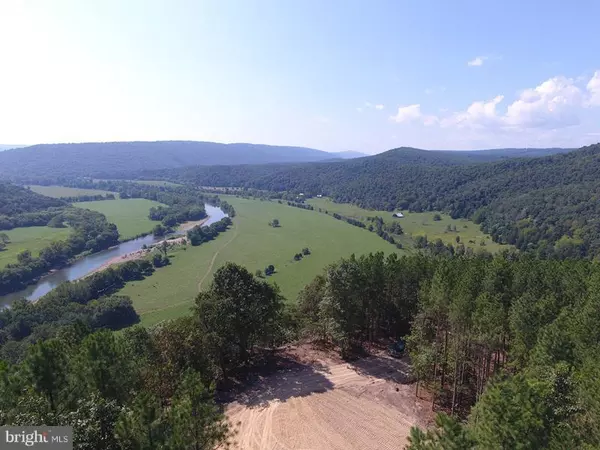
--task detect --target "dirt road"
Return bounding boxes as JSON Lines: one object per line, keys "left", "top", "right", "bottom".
{"left": 225, "top": 346, "right": 430, "bottom": 450}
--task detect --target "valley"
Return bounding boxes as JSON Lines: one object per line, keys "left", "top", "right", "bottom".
{"left": 3, "top": 4, "right": 600, "bottom": 447}
{"left": 2, "top": 143, "right": 600, "bottom": 450}
{"left": 120, "top": 195, "right": 405, "bottom": 326}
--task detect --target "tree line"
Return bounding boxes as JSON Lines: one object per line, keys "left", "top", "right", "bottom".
{"left": 0, "top": 262, "right": 285, "bottom": 448}
{"left": 187, "top": 217, "right": 233, "bottom": 246}
{"left": 0, "top": 258, "right": 159, "bottom": 362}
{"left": 0, "top": 208, "right": 120, "bottom": 296}
{"left": 297, "top": 250, "right": 600, "bottom": 448}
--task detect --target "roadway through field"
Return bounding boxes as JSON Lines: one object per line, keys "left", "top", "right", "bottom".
{"left": 197, "top": 221, "right": 239, "bottom": 291}
{"left": 138, "top": 222, "right": 239, "bottom": 322}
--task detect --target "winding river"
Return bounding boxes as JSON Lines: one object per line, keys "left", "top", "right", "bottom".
{"left": 0, "top": 204, "right": 227, "bottom": 308}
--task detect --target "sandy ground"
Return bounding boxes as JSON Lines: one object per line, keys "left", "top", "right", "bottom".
{"left": 177, "top": 217, "right": 209, "bottom": 232}
{"left": 89, "top": 236, "right": 187, "bottom": 275}
{"left": 225, "top": 344, "right": 431, "bottom": 450}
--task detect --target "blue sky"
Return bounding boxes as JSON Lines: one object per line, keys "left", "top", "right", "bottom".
{"left": 1, "top": 0, "right": 599, "bottom": 153}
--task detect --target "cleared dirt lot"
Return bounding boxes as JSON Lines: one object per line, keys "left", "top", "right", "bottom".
{"left": 225, "top": 344, "right": 431, "bottom": 450}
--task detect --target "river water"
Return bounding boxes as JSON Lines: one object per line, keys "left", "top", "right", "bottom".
{"left": 0, "top": 204, "right": 226, "bottom": 307}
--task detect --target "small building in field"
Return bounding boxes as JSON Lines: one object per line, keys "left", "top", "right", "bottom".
{"left": 393, "top": 211, "right": 404, "bottom": 218}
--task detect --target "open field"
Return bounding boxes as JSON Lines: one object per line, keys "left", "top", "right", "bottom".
{"left": 307, "top": 198, "right": 511, "bottom": 253}
{"left": 75, "top": 198, "right": 165, "bottom": 240}
{"left": 94, "top": 179, "right": 183, "bottom": 187}
{"left": 225, "top": 344, "right": 431, "bottom": 450}
{"left": 28, "top": 185, "right": 116, "bottom": 198}
{"left": 127, "top": 179, "right": 183, "bottom": 187}
{"left": 0, "top": 226, "right": 71, "bottom": 268}
{"left": 120, "top": 196, "right": 402, "bottom": 326}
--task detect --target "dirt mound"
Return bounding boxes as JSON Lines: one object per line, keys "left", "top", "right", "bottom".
{"left": 225, "top": 344, "right": 431, "bottom": 449}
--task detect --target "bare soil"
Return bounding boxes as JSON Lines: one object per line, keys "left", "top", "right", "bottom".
{"left": 224, "top": 343, "right": 432, "bottom": 450}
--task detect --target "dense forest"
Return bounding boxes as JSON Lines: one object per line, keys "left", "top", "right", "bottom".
{"left": 0, "top": 263, "right": 284, "bottom": 448}
{"left": 132, "top": 144, "right": 600, "bottom": 258}
{"left": 298, "top": 251, "right": 600, "bottom": 448}
{"left": 0, "top": 183, "right": 67, "bottom": 229}
{"left": 0, "top": 143, "right": 575, "bottom": 182}
{"left": 3, "top": 248, "right": 600, "bottom": 447}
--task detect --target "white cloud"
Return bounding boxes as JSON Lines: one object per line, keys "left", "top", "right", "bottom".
{"left": 443, "top": 95, "right": 504, "bottom": 128}
{"left": 468, "top": 56, "right": 486, "bottom": 67}
{"left": 588, "top": 71, "right": 600, "bottom": 106}
{"left": 390, "top": 104, "right": 422, "bottom": 123}
{"left": 391, "top": 72, "right": 600, "bottom": 135}
{"left": 375, "top": 104, "right": 384, "bottom": 110}
{"left": 504, "top": 76, "right": 583, "bottom": 129}
{"left": 390, "top": 104, "right": 438, "bottom": 126}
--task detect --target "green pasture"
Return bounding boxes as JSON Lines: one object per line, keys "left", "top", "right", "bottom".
{"left": 307, "top": 198, "right": 510, "bottom": 253}
{"left": 0, "top": 226, "right": 71, "bottom": 268}
{"left": 120, "top": 196, "right": 403, "bottom": 326}
{"left": 28, "top": 185, "right": 116, "bottom": 198}
{"left": 75, "top": 199, "right": 165, "bottom": 240}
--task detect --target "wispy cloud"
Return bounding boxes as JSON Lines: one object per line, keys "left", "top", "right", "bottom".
{"left": 467, "top": 56, "right": 486, "bottom": 67}
{"left": 359, "top": 102, "right": 384, "bottom": 112}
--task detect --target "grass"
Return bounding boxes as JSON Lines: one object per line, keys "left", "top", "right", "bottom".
{"left": 28, "top": 185, "right": 116, "bottom": 198}
{"left": 126, "top": 180, "right": 183, "bottom": 187}
{"left": 307, "top": 198, "right": 511, "bottom": 253}
{"left": 75, "top": 199, "right": 166, "bottom": 240}
{"left": 119, "top": 196, "right": 403, "bottom": 326}
{"left": 0, "top": 226, "right": 71, "bottom": 268}
{"left": 93, "top": 179, "right": 183, "bottom": 188}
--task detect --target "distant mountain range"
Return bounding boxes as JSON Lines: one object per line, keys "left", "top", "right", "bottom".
{"left": 0, "top": 144, "right": 26, "bottom": 151}
{"left": 0, "top": 141, "right": 361, "bottom": 181}
{"left": 0, "top": 140, "right": 577, "bottom": 182}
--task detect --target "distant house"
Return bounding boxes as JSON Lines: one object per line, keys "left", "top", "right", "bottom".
{"left": 316, "top": 194, "right": 323, "bottom": 198}
{"left": 393, "top": 212, "right": 404, "bottom": 218}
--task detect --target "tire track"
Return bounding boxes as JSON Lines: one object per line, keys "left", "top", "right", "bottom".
{"left": 197, "top": 221, "right": 239, "bottom": 291}
{"left": 139, "top": 221, "right": 239, "bottom": 322}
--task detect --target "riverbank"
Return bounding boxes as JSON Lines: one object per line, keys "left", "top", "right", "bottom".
{"left": 88, "top": 235, "right": 189, "bottom": 276}
{"left": 176, "top": 216, "right": 210, "bottom": 232}
{"left": 0, "top": 203, "right": 227, "bottom": 307}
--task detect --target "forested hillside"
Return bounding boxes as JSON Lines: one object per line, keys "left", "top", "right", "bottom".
{"left": 0, "top": 141, "right": 343, "bottom": 180}
{"left": 137, "top": 144, "right": 600, "bottom": 258}
{"left": 0, "top": 183, "right": 65, "bottom": 216}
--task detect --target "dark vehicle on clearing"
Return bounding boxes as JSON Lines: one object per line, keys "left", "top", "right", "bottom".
{"left": 387, "top": 339, "right": 406, "bottom": 358}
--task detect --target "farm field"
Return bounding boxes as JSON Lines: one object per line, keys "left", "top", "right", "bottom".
{"left": 28, "top": 184, "right": 116, "bottom": 198}
{"left": 75, "top": 198, "right": 165, "bottom": 240}
{"left": 120, "top": 196, "right": 402, "bottom": 326}
{"left": 94, "top": 179, "right": 183, "bottom": 187}
{"left": 0, "top": 226, "right": 71, "bottom": 268}
{"left": 307, "top": 197, "right": 511, "bottom": 253}
{"left": 127, "top": 179, "right": 183, "bottom": 187}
